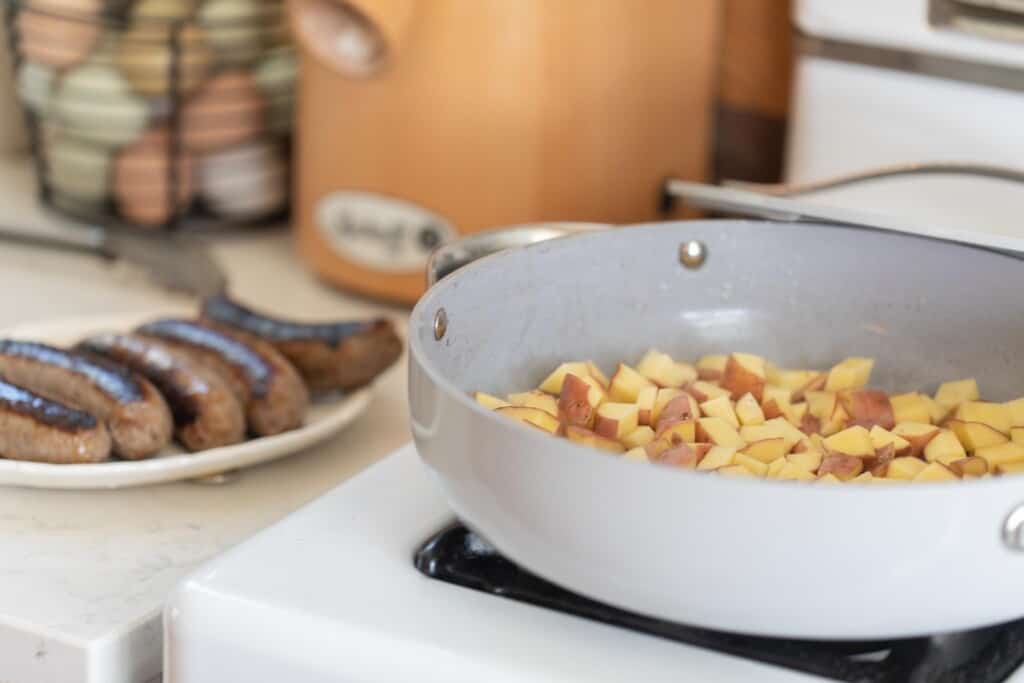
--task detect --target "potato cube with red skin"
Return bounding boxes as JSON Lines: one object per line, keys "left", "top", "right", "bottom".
{"left": 475, "top": 392, "right": 510, "bottom": 410}
{"left": 886, "top": 456, "right": 928, "bottom": 479}
{"left": 817, "top": 453, "right": 864, "bottom": 481}
{"left": 740, "top": 438, "right": 787, "bottom": 463}
{"left": 565, "top": 426, "right": 625, "bottom": 453}
{"left": 890, "top": 393, "right": 931, "bottom": 424}
{"left": 700, "top": 395, "right": 739, "bottom": 428}
{"left": 934, "top": 378, "right": 979, "bottom": 411}
{"left": 734, "top": 452, "right": 769, "bottom": 476}
{"left": 762, "top": 385, "right": 793, "bottom": 411}
{"left": 655, "top": 420, "right": 697, "bottom": 445}
{"left": 825, "top": 357, "right": 873, "bottom": 392}
{"left": 656, "top": 442, "right": 710, "bottom": 468}
{"left": 840, "top": 390, "right": 894, "bottom": 430}
{"left": 949, "top": 456, "right": 987, "bottom": 477}
{"left": 594, "top": 402, "right": 639, "bottom": 440}
{"left": 696, "top": 417, "right": 746, "bottom": 448}
{"left": 721, "top": 353, "right": 767, "bottom": 401}
{"left": 912, "top": 462, "right": 958, "bottom": 482}
{"left": 793, "top": 373, "right": 827, "bottom": 402}
{"left": 496, "top": 406, "right": 561, "bottom": 434}
{"left": 782, "top": 401, "right": 809, "bottom": 427}
{"left": 539, "top": 362, "right": 592, "bottom": 394}
{"left": 735, "top": 392, "right": 765, "bottom": 426}
{"left": 823, "top": 425, "right": 874, "bottom": 458}
{"left": 869, "top": 425, "right": 910, "bottom": 455}
{"left": 787, "top": 450, "right": 823, "bottom": 472}
{"left": 651, "top": 388, "right": 685, "bottom": 424}
{"left": 623, "top": 447, "right": 649, "bottom": 463}
{"left": 622, "top": 426, "right": 655, "bottom": 450}
{"left": 865, "top": 443, "right": 896, "bottom": 477}
{"left": 687, "top": 381, "right": 730, "bottom": 402}
{"left": 585, "top": 361, "right": 610, "bottom": 388}
{"left": 975, "top": 442, "right": 1024, "bottom": 469}
{"left": 948, "top": 420, "right": 1008, "bottom": 451}
{"left": 776, "top": 462, "right": 816, "bottom": 481}
{"left": 558, "top": 373, "right": 604, "bottom": 429}
{"left": 608, "top": 364, "right": 655, "bottom": 403}
{"left": 696, "top": 354, "right": 727, "bottom": 380}
{"left": 956, "top": 401, "right": 1011, "bottom": 435}
{"left": 508, "top": 390, "right": 559, "bottom": 416}
{"left": 636, "top": 385, "right": 657, "bottom": 426}
{"left": 654, "top": 397, "right": 700, "bottom": 435}
{"left": 697, "top": 446, "right": 736, "bottom": 470}
{"left": 761, "top": 399, "right": 784, "bottom": 420}
{"left": 892, "top": 422, "right": 940, "bottom": 457}
{"left": 923, "top": 429, "right": 966, "bottom": 465}
{"left": 740, "top": 417, "right": 803, "bottom": 452}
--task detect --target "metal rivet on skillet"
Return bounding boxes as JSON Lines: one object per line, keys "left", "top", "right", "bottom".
{"left": 1003, "top": 504, "right": 1024, "bottom": 551}
{"left": 679, "top": 240, "right": 707, "bottom": 269}
{"left": 434, "top": 308, "right": 448, "bottom": 341}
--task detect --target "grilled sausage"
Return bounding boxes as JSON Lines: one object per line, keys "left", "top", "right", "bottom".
{"left": 78, "top": 333, "right": 246, "bottom": 452}
{"left": 0, "top": 377, "right": 111, "bottom": 463}
{"left": 201, "top": 295, "right": 402, "bottom": 393}
{"left": 0, "top": 340, "right": 170, "bottom": 460}
{"left": 136, "top": 319, "right": 309, "bottom": 436}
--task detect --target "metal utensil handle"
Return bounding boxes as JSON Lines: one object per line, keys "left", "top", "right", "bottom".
{"left": 0, "top": 224, "right": 108, "bottom": 257}
{"left": 425, "top": 222, "right": 609, "bottom": 288}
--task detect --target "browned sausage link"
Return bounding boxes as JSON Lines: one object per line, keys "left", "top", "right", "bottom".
{"left": 201, "top": 295, "right": 402, "bottom": 392}
{"left": 0, "top": 377, "right": 112, "bottom": 463}
{"left": 0, "top": 340, "right": 171, "bottom": 460}
{"left": 78, "top": 333, "right": 246, "bottom": 452}
{"left": 136, "top": 320, "right": 309, "bottom": 436}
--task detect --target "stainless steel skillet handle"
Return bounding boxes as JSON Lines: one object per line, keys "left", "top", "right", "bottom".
{"left": 425, "top": 222, "right": 609, "bottom": 288}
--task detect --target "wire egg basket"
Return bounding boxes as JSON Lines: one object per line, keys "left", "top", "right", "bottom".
{"left": 5, "top": 0, "right": 294, "bottom": 230}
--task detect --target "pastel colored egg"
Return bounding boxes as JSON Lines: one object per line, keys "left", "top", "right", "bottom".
{"left": 199, "top": 140, "right": 287, "bottom": 218}
{"left": 16, "top": 0, "right": 102, "bottom": 69}
{"left": 116, "top": 23, "right": 212, "bottom": 97}
{"left": 55, "top": 63, "right": 149, "bottom": 146}
{"left": 16, "top": 61, "right": 56, "bottom": 115}
{"left": 114, "top": 126, "right": 194, "bottom": 227}
{"left": 197, "top": 0, "right": 266, "bottom": 65}
{"left": 253, "top": 47, "right": 295, "bottom": 134}
{"left": 45, "top": 135, "right": 111, "bottom": 201}
{"left": 131, "top": 0, "right": 197, "bottom": 23}
{"left": 181, "top": 71, "right": 265, "bottom": 151}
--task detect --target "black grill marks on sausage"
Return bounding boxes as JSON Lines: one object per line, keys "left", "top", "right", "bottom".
{"left": 136, "top": 320, "right": 272, "bottom": 398}
{"left": 202, "top": 295, "right": 379, "bottom": 347}
{"left": 0, "top": 378, "right": 98, "bottom": 432}
{"left": 0, "top": 340, "right": 144, "bottom": 402}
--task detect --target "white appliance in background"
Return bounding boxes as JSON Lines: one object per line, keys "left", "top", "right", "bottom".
{"left": 787, "top": 0, "right": 1024, "bottom": 233}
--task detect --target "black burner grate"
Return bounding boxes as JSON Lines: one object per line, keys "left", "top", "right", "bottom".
{"left": 414, "top": 525, "right": 1024, "bottom": 683}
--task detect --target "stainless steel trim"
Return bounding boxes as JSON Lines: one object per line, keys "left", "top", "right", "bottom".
{"left": 797, "top": 33, "right": 1024, "bottom": 93}
{"left": 1002, "top": 504, "right": 1024, "bottom": 550}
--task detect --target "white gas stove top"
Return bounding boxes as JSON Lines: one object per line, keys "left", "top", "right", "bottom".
{"left": 163, "top": 444, "right": 1024, "bottom": 682}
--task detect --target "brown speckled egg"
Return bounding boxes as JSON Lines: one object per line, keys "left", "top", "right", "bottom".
{"left": 17, "top": 0, "right": 103, "bottom": 69}
{"left": 114, "top": 127, "right": 194, "bottom": 227}
{"left": 181, "top": 71, "right": 266, "bottom": 152}
{"left": 116, "top": 23, "right": 212, "bottom": 97}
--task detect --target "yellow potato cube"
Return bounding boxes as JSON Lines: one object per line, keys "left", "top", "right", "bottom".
{"left": 868, "top": 425, "right": 910, "bottom": 455}
{"left": 741, "top": 438, "right": 788, "bottom": 463}
{"left": 697, "top": 445, "right": 737, "bottom": 470}
{"left": 508, "top": 390, "right": 559, "bottom": 415}
{"left": 890, "top": 393, "right": 931, "bottom": 424}
{"left": 657, "top": 420, "right": 696, "bottom": 445}
{"left": 825, "top": 357, "right": 874, "bottom": 392}
{"left": 585, "top": 361, "right": 610, "bottom": 388}
{"left": 734, "top": 452, "right": 769, "bottom": 476}
{"left": 776, "top": 462, "right": 815, "bottom": 481}
{"left": 689, "top": 381, "right": 730, "bottom": 402}
{"left": 823, "top": 425, "right": 874, "bottom": 457}
{"left": 565, "top": 426, "right": 625, "bottom": 452}
{"left": 849, "top": 472, "right": 874, "bottom": 484}
{"left": 474, "top": 392, "right": 511, "bottom": 410}
{"left": 696, "top": 417, "right": 746, "bottom": 447}
{"left": 787, "top": 450, "right": 823, "bottom": 472}
{"left": 892, "top": 422, "right": 941, "bottom": 457}
{"left": 636, "top": 386, "right": 657, "bottom": 426}
{"left": 696, "top": 354, "right": 728, "bottom": 379}
{"left": 539, "top": 362, "right": 592, "bottom": 394}
{"left": 1012, "top": 427, "right": 1024, "bottom": 445}
{"left": 921, "top": 395, "right": 949, "bottom": 424}
{"left": 923, "top": 429, "right": 966, "bottom": 465}
{"left": 886, "top": 456, "right": 928, "bottom": 480}
{"left": 934, "top": 378, "right": 979, "bottom": 411}
{"left": 608, "top": 364, "right": 655, "bottom": 403}
{"left": 622, "top": 426, "right": 656, "bottom": 449}
{"left": 636, "top": 349, "right": 695, "bottom": 388}
{"left": 975, "top": 442, "right": 1024, "bottom": 468}
{"left": 594, "top": 402, "right": 640, "bottom": 440}
{"left": 912, "top": 462, "right": 958, "bottom": 482}
{"left": 1006, "top": 398, "right": 1024, "bottom": 428}
{"left": 817, "top": 473, "right": 841, "bottom": 484}
{"left": 956, "top": 401, "right": 1011, "bottom": 435}
{"left": 777, "top": 369, "right": 823, "bottom": 392}
{"left": 781, "top": 401, "right": 808, "bottom": 426}
{"left": 995, "top": 462, "right": 1024, "bottom": 476}
{"left": 623, "top": 447, "right": 649, "bottom": 462}
{"left": 717, "top": 464, "right": 756, "bottom": 478}
{"left": 651, "top": 388, "right": 685, "bottom": 424}
{"left": 497, "top": 406, "right": 561, "bottom": 434}
{"left": 700, "top": 395, "right": 739, "bottom": 428}
{"left": 806, "top": 391, "right": 838, "bottom": 420}
{"left": 735, "top": 392, "right": 765, "bottom": 426}
{"left": 766, "top": 457, "right": 787, "bottom": 477}
{"left": 948, "top": 420, "right": 1008, "bottom": 451}
{"left": 762, "top": 385, "right": 793, "bottom": 410}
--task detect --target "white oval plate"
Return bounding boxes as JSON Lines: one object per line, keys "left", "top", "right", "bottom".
{"left": 0, "top": 310, "right": 373, "bottom": 489}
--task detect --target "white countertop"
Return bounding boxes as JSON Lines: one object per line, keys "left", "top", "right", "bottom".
{"left": 0, "top": 157, "right": 412, "bottom": 683}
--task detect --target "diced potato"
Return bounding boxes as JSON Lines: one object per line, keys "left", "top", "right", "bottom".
{"left": 622, "top": 426, "right": 656, "bottom": 449}
{"left": 849, "top": 472, "right": 874, "bottom": 484}
{"left": 923, "top": 429, "right": 966, "bottom": 465}
{"left": 700, "top": 395, "right": 739, "bottom": 428}
{"left": 697, "top": 445, "right": 737, "bottom": 470}
{"left": 820, "top": 402, "right": 850, "bottom": 436}
{"left": 1013, "top": 427, "right": 1024, "bottom": 445}
{"left": 1006, "top": 398, "right": 1024, "bottom": 428}
{"left": 735, "top": 452, "right": 769, "bottom": 476}
{"left": 890, "top": 393, "right": 931, "bottom": 424}
{"left": 696, "top": 417, "right": 746, "bottom": 447}
{"left": 806, "top": 391, "right": 837, "bottom": 420}
{"left": 892, "top": 422, "right": 940, "bottom": 457}
{"left": 623, "top": 447, "right": 649, "bottom": 463}
{"left": 735, "top": 392, "right": 765, "bottom": 426}
{"left": 996, "top": 462, "right": 1024, "bottom": 475}
{"left": 934, "top": 378, "right": 979, "bottom": 411}
{"left": 508, "top": 390, "right": 559, "bottom": 415}
{"left": 823, "top": 426, "right": 874, "bottom": 458}
{"left": 817, "top": 453, "right": 864, "bottom": 480}
{"left": 539, "top": 362, "right": 592, "bottom": 394}
{"left": 721, "top": 352, "right": 766, "bottom": 401}
{"left": 651, "top": 388, "right": 685, "bottom": 424}
{"left": 656, "top": 420, "right": 696, "bottom": 445}
{"left": 817, "top": 473, "right": 841, "bottom": 484}
{"left": 687, "top": 381, "right": 730, "bottom": 402}
{"left": 655, "top": 443, "right": 705, "bottom": 468}
{"left": 475, "top": 392, "right": 510, "bottom": 410}
{"left": 741, "top": 438, "right": 787, "bottom": 463}
{"left": 557, "top": 373, "right": 605, "bottom": 429}
{"left": 718, "top": 464, "right": 756, "bottom": 478}
{"left": 636, "top": 386, "right": 657, "bottom": 426}
{"left": 949, "top": 456, "right": 987, "bottom": 477}
{"left": 825, "top": 357, "right": 874, "bottom": 392}
{"left": 696, "top": 354, "right": 727, "bottom": 380}
{"left": 585, "top": 361, "right": 610, "bottom": 388}
{"left": 781, "top": 401, "right": 809, "bottom": 427}
{"left": 740, "top": 417, "right": 804, "bottom": 452}
{"left": 594, "top": 402, "right": 639, "bottom": 440}
{"left": 912, "top": 462, "right": 958, "bottom": 482}
{"left": 787, "top": 450, "right": 822, "bottom": 472}
{"left": 886, "top": 456, "right": 928, "bottom": 480}
{"left": 975, "top": 442, "right": 1024, "bottom": 468}
{"left": 608, "top": 364, "right": 655, "bottom": 403}
{"left": 636, "top": 349, "right": 693, "bottom": 388}
{"left": 840, "top": 390, "right": 894, "bottom": 430}
{"left": 869, "top": 425, "right": 910, "bottom": 456}
{"left": 956, "top": 401, "right": 1011, "bottom": 435}
{"left": 776, "top": 462, "right": 816, "bottom": 481}
{"left": 948, "top": 420, "right": 1008, "bottom": 451}
{"left": 777, "top": 369, "right": 823, "bottom": 392}
{"left": 496, "top": 406, "right": 560, "bottom": 434}
{"left": 565, "top": 426, "right": 625, "bottom": 452}
{"left": 762, "top": 385, "right": 793, "bottom": 410}
{"left": 921, "top": 395, "right": 948, "bottom": 424}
